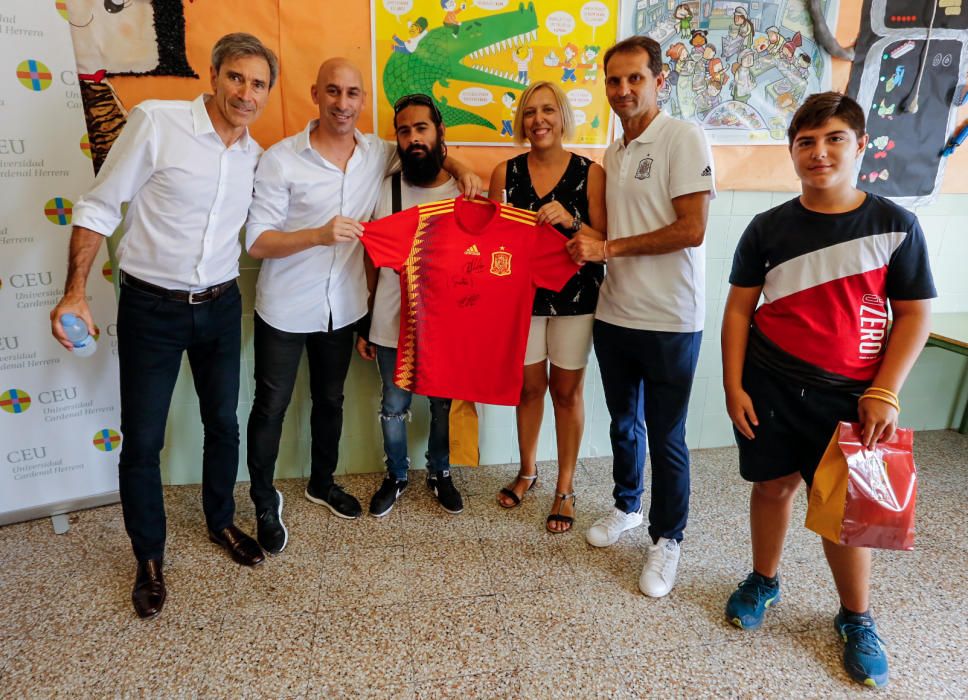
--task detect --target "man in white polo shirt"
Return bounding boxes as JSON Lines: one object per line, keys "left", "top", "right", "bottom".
{"left": 50, "top": 34, "right": 278, "bottom": 618}
{"left": 568, "top": 35, "right": 714, "bottom": 598}
{"left": 243, "top": 59, "right": 479, "bottom": 553}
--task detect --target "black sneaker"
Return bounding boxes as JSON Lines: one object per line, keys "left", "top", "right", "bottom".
{"left": 369, "top": 477, "right": 408, "bottom": 517}
{"left": 427, "top": 470, "right": 463, "bottom": 514}
{"left": 256, "top": 489, "right": 288, "bottom": 554}
{"left": 305, "top": 482, "right": 362, "bottom": 519}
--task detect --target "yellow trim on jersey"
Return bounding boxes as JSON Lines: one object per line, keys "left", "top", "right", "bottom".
{"left": 418, "top": 205, "right": 454, "bottom": 217}
{"left": 499, "top": 211, "right": 538, "bottom": 227}
{"left": 500, "top": 203, "right": 538, "bottom": 219}
{"left": 398, "top": 215, "right": 434, "bottom": 391}
{"left": 417, "top": 196, "right": 457, "bottom": 210}
{"left": 417, "top": 198, "right": 456, "bottom": 217}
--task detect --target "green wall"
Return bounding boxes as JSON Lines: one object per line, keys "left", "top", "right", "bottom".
{"left": 148, "top": 192, "right": 968, "bottom": 486}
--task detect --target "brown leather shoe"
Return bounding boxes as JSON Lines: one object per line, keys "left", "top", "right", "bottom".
{"left": 208, "top": 524, "right": 265, "bottom": 567}
{"left": 132, "top": 559, "right": 166, "bottom": 619}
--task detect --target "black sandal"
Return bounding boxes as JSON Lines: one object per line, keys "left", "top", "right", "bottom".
{"left": 546, "top": 492, "right": 576, "bottom": 533}
{"left": 497, "top": 472, "right": 538, "bottom": 509}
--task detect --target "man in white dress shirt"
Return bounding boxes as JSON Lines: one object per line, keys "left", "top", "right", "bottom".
{"left": 51, "top": 34, "right": 277, "bottom": 619}
{"left": 243, "top": 59, "right": 479, "bottom": 552}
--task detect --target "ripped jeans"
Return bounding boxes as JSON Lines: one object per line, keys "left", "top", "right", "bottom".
{"left": 375, "top": 344, "right": 452, "bottom": 480}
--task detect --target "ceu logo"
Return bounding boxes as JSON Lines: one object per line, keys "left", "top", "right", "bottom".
{"left": 56, "top": 1, "right": 69, "bottom": 21}
{"left": 93, "top": 428, "right": 122, "bottom": 452}
{"left": 16, "top": 60, "right": 53, "bottom": 92}
{"left": 80, "top": 133, "right": 92, "bottom": 159}
{"left": 101, "top": 260, "right": 114, "bottom": 284}
{"left": 1, "top": 389, "right": 32, "bottom": 415}
{"left": 44, "top": 197, "right": 74, "bottom": 226}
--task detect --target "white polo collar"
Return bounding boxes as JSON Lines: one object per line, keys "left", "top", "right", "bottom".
{"left": 619, "top": 111, "right": 670, "bottom": 150}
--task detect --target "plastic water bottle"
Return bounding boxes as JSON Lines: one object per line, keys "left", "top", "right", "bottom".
{"left": 61, "top": 313, "right": 97, "bottom": 357}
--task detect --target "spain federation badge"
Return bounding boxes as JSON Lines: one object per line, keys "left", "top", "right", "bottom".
{"left": 490, "top": 247, "right": 512, "bottom": 277}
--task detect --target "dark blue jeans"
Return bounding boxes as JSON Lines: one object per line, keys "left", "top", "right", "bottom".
{"left": 117, "top": 282, "right": 242, "bottom": 563}
{"left": 376, "top": 344, "right": 451, "bottom": 480}
{"left": 246, "top": 314, "right": 354, "bottom": 513}
{"left": 593, "top": 320, "right": 701, "bottom": 543}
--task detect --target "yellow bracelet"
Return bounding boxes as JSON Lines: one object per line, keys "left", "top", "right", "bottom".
{"left": 602, "top": 240, "right": 608, "bottom": 262}
{"left": 859, "top": 393, "right": 900, "bottom": 413}
{"left": 864, "top": 386, "right": 899, "bottom": 401}
{"left": 861, "top": 389, "right": 899, "bottom": 404}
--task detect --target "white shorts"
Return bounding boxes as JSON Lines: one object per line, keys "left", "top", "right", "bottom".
{"left": 523, "top": 314, "right": 595, "bottom": 370}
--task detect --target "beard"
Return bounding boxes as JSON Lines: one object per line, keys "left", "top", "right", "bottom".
{"left": 400, "top": 139, "right": 446, "bottom": 186}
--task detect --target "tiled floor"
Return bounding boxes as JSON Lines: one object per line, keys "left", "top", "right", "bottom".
{"left": 0, "top": 430, "right": 966, "bottom": 698}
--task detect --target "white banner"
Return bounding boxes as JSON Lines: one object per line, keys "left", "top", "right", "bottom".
{"left": 0, "top": 1, "right": 121, "bottom": 525}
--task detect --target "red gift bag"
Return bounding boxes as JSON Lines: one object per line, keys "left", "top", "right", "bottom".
{"left": 806, "top": 422, "right": 917, "bottom": 551}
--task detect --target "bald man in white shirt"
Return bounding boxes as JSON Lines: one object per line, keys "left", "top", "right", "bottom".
{"left": 243, "top": 59, "right": 480, "bottom": 552}
{"left": 51, "top": 33, "right": 278, "bottom": 619}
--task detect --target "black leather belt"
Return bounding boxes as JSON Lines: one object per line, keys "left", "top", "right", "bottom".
{"left": 120, "top": 271, "right": 236, "bottom": 305}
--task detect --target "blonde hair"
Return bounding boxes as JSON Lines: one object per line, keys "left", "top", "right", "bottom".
{"left": 512, "top": 81, "right": 575, "bottom": 146}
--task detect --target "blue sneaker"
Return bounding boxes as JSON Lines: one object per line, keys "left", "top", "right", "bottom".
{"left": 725, "top": 571, "right": 781, "bottom": 630}
{"left": 834, "top": 610, "right": 889, "bottom": 688}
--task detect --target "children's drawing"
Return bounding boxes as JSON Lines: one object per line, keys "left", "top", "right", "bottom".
{"left": 622, "top": 0, "right": 837, "bottom": 145}
{"left": 847, "top": 0, "right": 967, "bottom": 205}
{"left": 65, "top": 0, "right": 196, "bottom": 173}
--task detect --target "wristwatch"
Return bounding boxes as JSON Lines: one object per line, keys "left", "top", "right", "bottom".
{"left": 570, "top": 211, "right": 582, "bottom": 232}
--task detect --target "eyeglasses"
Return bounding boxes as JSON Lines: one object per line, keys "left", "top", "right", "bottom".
{"left": 392, "top": 93, "right": 442, "bottom": 124}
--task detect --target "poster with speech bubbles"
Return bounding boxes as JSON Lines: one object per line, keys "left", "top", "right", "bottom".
{"left": 371, "top": 0, "right": 619, "bottom": 146}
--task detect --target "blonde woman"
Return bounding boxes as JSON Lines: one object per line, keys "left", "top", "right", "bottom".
{"left": 489, "top": 80, "right": 606, "bottom": 533}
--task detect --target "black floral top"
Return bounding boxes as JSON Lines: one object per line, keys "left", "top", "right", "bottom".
{"left": 504, "top": 152, "right": 603, "bottom": 316}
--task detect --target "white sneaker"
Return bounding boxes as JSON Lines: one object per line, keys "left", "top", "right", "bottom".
{"left": 585, "top": 507, "right": 643, "bottom": 547}
{"left": 639, "top": 537, "right": 680, "bottom": 598}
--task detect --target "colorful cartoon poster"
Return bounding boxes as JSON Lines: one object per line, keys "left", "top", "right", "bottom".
{"left": 65, "top": 0, "right": 196, "bottom": 173}
{"left": 847, "top": 0, "right": 968, "bottom": 206}
{"left": 622, "top": 0, "right": 838, "bottom": 145}
{"left": 372, "top": 0, "right": 619, "bottom": 146}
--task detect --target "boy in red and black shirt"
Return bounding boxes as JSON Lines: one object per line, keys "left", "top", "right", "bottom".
{"left": 721, "top": 92, "right": 935, "bottom": 688}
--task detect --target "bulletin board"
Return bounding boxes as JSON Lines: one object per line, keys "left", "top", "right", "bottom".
{"left": 95, "top": 1, "right": 968, "bottom": 193}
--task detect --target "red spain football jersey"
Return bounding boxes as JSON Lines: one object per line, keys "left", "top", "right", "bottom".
{"left": 361, "top": 195, "right": 579, "bottom": 405}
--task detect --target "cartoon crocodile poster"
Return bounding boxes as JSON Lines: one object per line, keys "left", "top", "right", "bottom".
{"left": 374, "top": 0, "right": 618, "bottom": 146}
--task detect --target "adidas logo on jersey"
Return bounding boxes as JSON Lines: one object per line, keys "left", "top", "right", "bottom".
{"left": 700, "top": 165, "right": 712, "bottom": 177}
{"left": 464, "top": 244, "right": 481, "bottom": 256}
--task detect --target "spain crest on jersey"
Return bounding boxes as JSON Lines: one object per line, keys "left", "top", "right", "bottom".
{"left": 490, "top": 248, "right": 512, "bottom": 277}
